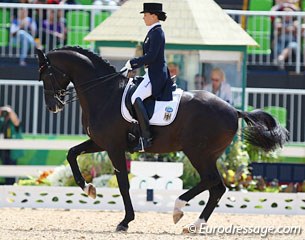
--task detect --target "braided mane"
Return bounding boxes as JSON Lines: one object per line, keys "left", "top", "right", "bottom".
{"left": 51, "top": 46, "right": 116, "bottom": 73}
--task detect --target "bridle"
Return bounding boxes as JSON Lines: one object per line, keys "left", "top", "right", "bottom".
{"left": 38, "top": 59, "right": 125, "bottom": 105}
{"left": 38, "top": 59, "right": 75, "bottom": 104}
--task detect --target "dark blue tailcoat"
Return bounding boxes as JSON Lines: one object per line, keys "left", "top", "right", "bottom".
{"left": 130, "top": 24, "right": 173, "bottom": 101}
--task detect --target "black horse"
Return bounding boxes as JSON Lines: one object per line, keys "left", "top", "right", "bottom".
{"left": 36, "top": 47, "right": 288, "bottom": 232}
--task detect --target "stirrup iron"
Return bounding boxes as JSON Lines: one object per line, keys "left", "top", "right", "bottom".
{"left": 138, "top": 137, "right": 145, "bottom": 152}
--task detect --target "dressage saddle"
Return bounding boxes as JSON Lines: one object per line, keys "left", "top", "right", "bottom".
{"left": 125, "top": 77, "right": 177, "bottom": 120}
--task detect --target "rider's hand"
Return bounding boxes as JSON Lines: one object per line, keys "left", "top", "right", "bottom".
{"left": 120, "top": 60, "right": 132, "bottom": 78}
{"left": 124, "top": 60, "right": 132, "bottom": 69}
{"left": 120, "top": 67, "right": 131, "bottom": 78}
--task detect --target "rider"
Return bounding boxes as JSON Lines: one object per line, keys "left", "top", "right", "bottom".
{"left": 121, "top": 2, "right": 173, "bottom": 152}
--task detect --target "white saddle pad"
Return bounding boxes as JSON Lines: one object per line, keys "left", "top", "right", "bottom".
{"left": 121, "top": 79, "right": 183, "bottom": 126}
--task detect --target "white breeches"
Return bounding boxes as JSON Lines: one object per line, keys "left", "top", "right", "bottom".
{"left": 131, "top": 71, "right": 152, "bottom": 104}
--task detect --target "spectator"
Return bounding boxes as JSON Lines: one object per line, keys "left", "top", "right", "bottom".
{"left": 47, "top": 0, "right": 59, "bottom": 3}
{"left": 271, "top": 1, "right": 299, "bottom": 12}
{"left": 273, "top": 3, "right": 299, "bottom": 69}
{"left": 60, "top": 0, "right": 76, "bottom": 4}
{"left": 0, "top": 106, "right": 21, "bottom": 185}
{"left": 42, "top": 9, "right": 67, "bottom": 51}
{"left": 168, "top": 62, "right": 188, "bottom": 91}
{"left": 10, "top": 8, "right": 37, "bottom": 66}
{"left": 204, "top": 67, "right": 232, "bottom": 104}
{"left": 19, "top": 0, "right": 35, "bottom": 17}
{"left": 34, "top": 0, "right": 47, "bottom": 3}
{"left": 194, "top": 73, "right": 206, "bottom": 90}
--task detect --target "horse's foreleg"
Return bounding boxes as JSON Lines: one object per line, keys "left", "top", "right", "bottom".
{"left": 67, "top": 139, "right": 103, "bottom": 198}
{"left": 107, "top": 150, "right": 134, "bottom": 232}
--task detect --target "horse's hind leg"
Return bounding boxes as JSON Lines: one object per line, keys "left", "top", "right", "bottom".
{"left": 199, "top": 181, "right": 226, "bottom": 222}
{"left": 174, "top": 166, "right": 224, "bottom": 222}
{"left": 177, "top": 169, "right": 225, "bottom": 233}
{"left": 173, "top": 150, "right": 226, "bottom": 232}
{"left": 67, "top": 139, "right": 103, "bottom": 198}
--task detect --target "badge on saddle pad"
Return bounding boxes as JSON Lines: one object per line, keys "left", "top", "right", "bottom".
{"left": 164, "top": 106, "right": 173, "bottom": 121}
{"left": 121, "top": 79, "right": 183, "bottom": 126}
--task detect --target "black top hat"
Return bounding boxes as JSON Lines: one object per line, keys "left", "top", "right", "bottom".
{"left": 140, "top": 3, "right": 166, "bottom": 14}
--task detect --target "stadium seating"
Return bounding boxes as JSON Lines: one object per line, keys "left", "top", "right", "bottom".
{"left": 247, "top": 0, "right": 273, "bottom": 55}
{"left": 248, "top": 0, "right": 273, "bottom": 11}
{"left": 0, "top": 9, "right": 10, "bottom": 47}
{"left": 66, "top": 10, "right": 90, "bottom": 30}
{"left": 66, "top": 10, "right": 111, "bottom": 48}
{"left": 0, "top": 9, "right": 10, "bottom": 26}
{"left": 94, "top": 11, "right": 111, "bottom": 27}
{"left": 67, "top": 30, "right": 91, "bottom": 48}
{"left": 0, "top": 29, "right": 9, "bottom": 47}
{"left": 247, "top": 16, "right": 272, "bottom": 54}
{"left": 66, "top": 10, "right": 90, "bottom": 47}
{"left": 75, "top": 0, "right": 93, "bottom": 5}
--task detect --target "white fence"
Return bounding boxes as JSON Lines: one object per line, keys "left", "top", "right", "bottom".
{"left": 0, "top": 79, "right": 83, "bottom": 135}
{"left": 244, "top": 87, "right": 305, "bottom": 143}
{"left": 1, "top": 79, "right": 304, "bottom": 143}
{"left": 1, "top": 186, "right": 305, "bottom": 215}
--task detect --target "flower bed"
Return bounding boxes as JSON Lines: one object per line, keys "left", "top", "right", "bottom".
{"left": 15, "top": 148, "right": 305, "bottom": 193}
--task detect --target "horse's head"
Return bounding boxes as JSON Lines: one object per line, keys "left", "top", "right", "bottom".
{"left": 36, "top": 48, "right": 71, "bottom": 113}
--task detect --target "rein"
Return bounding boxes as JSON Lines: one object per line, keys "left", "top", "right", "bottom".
{"left": 60, "top": 71, "right": 123, "bottom": 104}
{"left": 39, "top": 61, "right": 125, "bottom": 104}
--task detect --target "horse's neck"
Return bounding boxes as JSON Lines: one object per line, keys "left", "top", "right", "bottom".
{"left": 49, "top": 52, "right": 122, "bottom": 116}
{"left": 74, "top": 75, "right": 123, "bottom": 117}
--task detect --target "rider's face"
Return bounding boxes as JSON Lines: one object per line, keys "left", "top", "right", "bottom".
{"left": 143, "top": 13, "right": 158, "bottom": 26}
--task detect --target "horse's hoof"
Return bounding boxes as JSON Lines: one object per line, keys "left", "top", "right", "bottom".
{"left": 116, "top": 224, "right": 128, "bottom": 232}
{"left": 84, "top": 183, "right": 96, "bottom": 199}
{"left": 173, "top": 209, "right": 184, "bottom": 224}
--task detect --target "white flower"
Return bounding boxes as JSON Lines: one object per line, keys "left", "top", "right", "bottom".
{"left": 92, "top": 174, "right": 112, "bottom": 187}
{"left": 47, "top": 165, "right": 73, "bottom": 186}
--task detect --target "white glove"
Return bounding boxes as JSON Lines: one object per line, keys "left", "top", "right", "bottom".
{"left": 120, "top": 60, "right": 132, "bottom": 77}
{"left": 125, "top": 60, "right": 132, "bottom": 69}
{"left": 120, "top": 67, "right": 130, "bottom": 77}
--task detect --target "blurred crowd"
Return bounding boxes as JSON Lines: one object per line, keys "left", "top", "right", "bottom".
{"left": 271, "top": 0, "right": 301, "bottom": 69}
{"left": 1, "top": 0, "right": 126, "bottom": 65}
{"left": 0, "top": 0, "right": 125, "bottom": 5}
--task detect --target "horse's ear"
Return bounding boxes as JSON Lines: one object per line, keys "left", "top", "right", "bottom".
{"left": 35, "top": 48, "right": 48, "bottom": 67}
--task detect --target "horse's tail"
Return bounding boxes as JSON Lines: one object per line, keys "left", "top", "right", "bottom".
{"left": 237, "top": 109, "right": 289, "bottom": 152}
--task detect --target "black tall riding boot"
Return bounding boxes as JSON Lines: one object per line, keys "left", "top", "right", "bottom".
{"left": 133, "top": 97, "right": 152, "bottom": 152}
